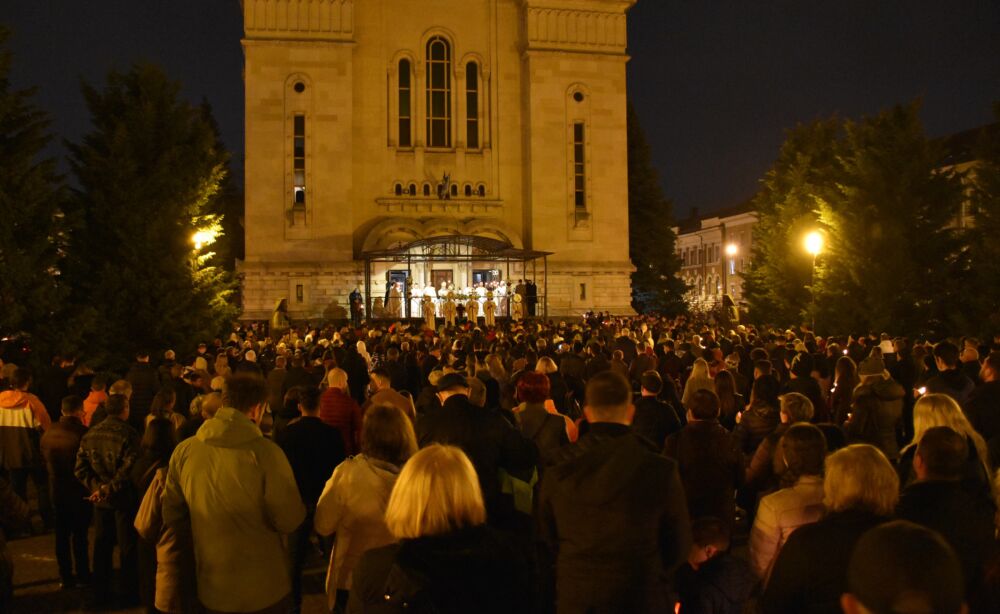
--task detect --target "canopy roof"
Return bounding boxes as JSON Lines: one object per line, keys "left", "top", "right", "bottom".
{"left": 363, "top": 234, "right": 551, "bottom": 262}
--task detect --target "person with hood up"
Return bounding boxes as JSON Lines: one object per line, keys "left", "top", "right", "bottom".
{"left": 162, "top": 373, "right": 305, "bottom": 613}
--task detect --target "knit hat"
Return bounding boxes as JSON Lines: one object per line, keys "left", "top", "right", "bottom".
{"left": 858, "top": 356, "right": 886, "bottom": 377}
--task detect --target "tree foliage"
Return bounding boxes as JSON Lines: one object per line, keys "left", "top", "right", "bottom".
{"left": 628, "top": 102, "right": 686, "bottom": 314}
{"left": 0, "top": 27, "right": 68, "bottom": 355}
{"left": 65, "top": 64, "right": 237, "bottom": 369}
{"left": 745, "top": 102, "right": 968, "bottom": 335}
{"left": 966, "top": 103, "right": 1000, "bottom": 335}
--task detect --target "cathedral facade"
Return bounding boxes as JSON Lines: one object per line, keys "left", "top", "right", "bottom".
{"left": 239, "top": 0, "right": 637, "bottom": 319}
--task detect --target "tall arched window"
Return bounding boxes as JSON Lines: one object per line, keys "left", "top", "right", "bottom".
{"left": 398, "top": 59, "right": 412, "bottom": 147}
{"left": 466, "top": 62, "right": 479, "bottom": 149}
{"left": 426, "top": 37, "right": 452, "bottom": 148}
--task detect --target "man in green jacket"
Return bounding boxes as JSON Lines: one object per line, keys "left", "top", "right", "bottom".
{"left": 163, "top": 373, "right": 305, "bottom": 613}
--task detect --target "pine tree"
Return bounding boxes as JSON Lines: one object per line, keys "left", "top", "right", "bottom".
{"left": 0, "top": 27, "right": 68, "bottom": 355}
{"left": 65, "top": 64, "right": 237, "bottom": 369}
{"left": 967, "top": 104, "right": 1000, "bottom": 335}
{"left": 742, "top": 118, "right": 841, "bottom": 327}
{"left": 815, "top": 102, "right": 965, "bottom": 335}
{"left": 627, "top": 102, "right": 686, "bottom": 314}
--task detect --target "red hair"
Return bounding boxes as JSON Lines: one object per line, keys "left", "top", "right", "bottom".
{"left": 517, "top": 371, "right": 551, "bottom": 403}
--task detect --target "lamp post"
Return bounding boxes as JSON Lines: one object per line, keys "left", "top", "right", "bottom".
{"left": 804, "top": 231, "right": 823, "bottom": 332}
{"left": 724, "top": 243, "right": 738, "bottom": 298}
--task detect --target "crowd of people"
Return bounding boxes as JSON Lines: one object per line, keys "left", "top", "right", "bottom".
{"left": 1, "top": 313, "right": 999, "bottom": 613}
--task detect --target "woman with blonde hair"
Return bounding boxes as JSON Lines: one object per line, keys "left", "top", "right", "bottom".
{"left": 349, "top": 445, "right": 532, "bottom": 613}
{"left": 682, "top": 358, "right": 715, "bottom": 409}
{"left": 315, "top": 404, "right": 418, "bottom": 613}
{"left": 319, "top": 367, "right": 363, "bottom": 455}
{"left": 536, "top": 356, "right": 571, "bottom": 417}
{"left": 762, "top": 444, "right": 898, "bottom": 613}
{"left": 898, "top": 393, "right": 992, "bottom": 488}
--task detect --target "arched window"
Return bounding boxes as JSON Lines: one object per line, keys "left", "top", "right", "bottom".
{"left": 466, "top": 62, "right": 479, "bottom": 149}
{"left": 464, "top": 184, "right": 472, "bottom": 197}
{"left": 450, "top": 183, "right": 459, "bottom": 197}
{"left": 477, "top": 184, "right": 485, "bottom": 197}
{"left": 394, "top": 183, "right": 403, "bottom": 196}
{"left": 423, "top": 183, "right": 431, "bottom": 196}
{"left": 398, "top": 59, "right": 412, "bottom": 147}
{"left": 408, "top": 183, "right": 416, "bottom": 196}
{"left": 426, "top": 37, "right": 452, "bottom": 148}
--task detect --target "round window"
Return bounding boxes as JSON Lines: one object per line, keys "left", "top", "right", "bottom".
{"left": 293, "top": 82, "right": 306, "bottom": 93}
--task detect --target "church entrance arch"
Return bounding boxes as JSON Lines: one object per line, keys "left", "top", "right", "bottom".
{"left": 362, "top": 235, "right": 551, "bottom": 321}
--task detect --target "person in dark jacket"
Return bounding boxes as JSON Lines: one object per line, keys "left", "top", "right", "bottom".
{"left": 924, "top": 341, "right": 975, "bottom": 408}
{"left": 278, "top": 386, "right": 346, "bottom": 614}
{"left": 416, "top": 373, "right": 537, "bottom": 528}
{"left": 664, "top": 389, "right": 744, "bottom": 531}
{"left": 513, "top": 371, "right": 569, "bottom": 469}
{"left": 762, "top": 444, "right": 898, "bottom": 614}
{"left": 40, "top": 395, "right": 92, "bottom": 588}
{"left": 733, "top": 374, "right": 780, "bottom": 455}
{"left": 74, "top": 393, "right": 141, "bottom": 607}
{"left": 349, "top": 445, "right": 534, "bottom": 613}
{"left": 129, "top": 418, "right": 175, "bottom": 612}
{"left": 631, "top": 371, "right": 681, "bottom": 448}
{"left": 781, "top": 353, "right": 826, "bottom": 422}
{"left": 852, "top": 355, "right": 906, "bottom": 460}
{"left": 676, "top": 517, "right": 755, "bottom": 614}
{"left": 538, "top": 371, "right": 692, "bottom": 614}
{"left": 583, "top": 342, "right": 611, "bottom": 380}
{"left": 841, "top": 521, "right": 967, "bottom": 614}
{"left": 895, "top": 426, "right": 997, "bottom": 602}
{"left": 126, "top": 352, "right": 160, "bottom": 434}
{"left": 282, "top": 354, "right": 317, "bottom": 399}
{"left": 966, "top": 352, "right": 1000, "bottom": 464}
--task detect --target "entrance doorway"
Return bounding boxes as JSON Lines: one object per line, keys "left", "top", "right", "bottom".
{"left": 431, "top": 269, "right": 453, "bottom": 290}
{"left": 472, "top": 269, "right": 501, "bottom": 285}
{"left": 386, "top": 270, "right": 410, "bottom": 316}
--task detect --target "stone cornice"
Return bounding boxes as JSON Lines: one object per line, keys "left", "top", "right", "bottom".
{"left": 242, "top": 0, "right": 353, "bottom": 41}
{"left": 518, "top": 0, "right": 636, "bottom": 54}
{"left": 375, "top": 198, "right": 504, "bottom": 216}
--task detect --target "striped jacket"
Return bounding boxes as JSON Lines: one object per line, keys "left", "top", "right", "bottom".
{"left": 0, "top": 390, "right": 51, "bottom": 470}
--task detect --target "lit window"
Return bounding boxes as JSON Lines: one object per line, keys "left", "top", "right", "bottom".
{"left": 466, "top": 62, "right": 479, "bottom": 149}
{"left": 426, "top": 37, "right": 452, "bottom": 148}
{"left": 398, "top": 59, "right": 412, "bottom": 147}
{"left": 573, "top": 122, "right": 585, "bottom": 210}
{"left": 293, "top": 115, "right": 305, "bottom": 207}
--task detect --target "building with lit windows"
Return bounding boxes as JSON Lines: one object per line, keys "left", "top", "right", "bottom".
{"left": 237, "top": 0, "right": 637, "bottom": 320}
{"left": 673, "top": 204, "right": 756, "bottom": 311}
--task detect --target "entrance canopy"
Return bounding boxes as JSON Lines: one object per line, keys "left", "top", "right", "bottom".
{"left": 361, "top": 234, "right": 551, "bottom": 320}
{"left": 363, "top": 235, "right": 551, "bottom": 263}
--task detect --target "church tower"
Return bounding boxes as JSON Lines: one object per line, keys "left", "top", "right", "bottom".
{"left": 239, "top": 0, "right": 637, "bottom": 319}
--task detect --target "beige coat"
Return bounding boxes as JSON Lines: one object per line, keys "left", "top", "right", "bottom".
{"left": 314, "top": 455, "right": 400, "bottom": 609}
{"left": 749, "top": 474, "right": 825, "bottom": 584}
{"left": 134, "top": 468, "right": 196, "bottom": 613}
{"left": 162, "top": 407, "right": 305, "bottom": 613}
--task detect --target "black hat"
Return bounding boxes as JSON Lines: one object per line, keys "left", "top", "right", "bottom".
{"left": 436, "top": 373, "right": 469, "bottom": 392}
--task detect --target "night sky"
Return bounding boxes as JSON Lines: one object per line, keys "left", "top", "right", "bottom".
{"left": 4, "top": 0, "right": 998, "bottom": 216}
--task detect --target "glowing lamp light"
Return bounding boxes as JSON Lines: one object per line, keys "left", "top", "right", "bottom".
{"left": 192, "top": 229, "right": 218, "bottom": 250}
{"left": 804, "top": 231, "right": 824, "bottom": 256}
{"left": 725, "top": 243, "right": 738, "bottom": 257}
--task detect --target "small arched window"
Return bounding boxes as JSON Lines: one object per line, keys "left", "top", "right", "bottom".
{"left": 426, "top": 37, "right": 452, "bottom": 148}
{"left": 398, "top": 59, "right": 412, "bottom": 147}
{"left": 477, "top": 184, "right": 485, "bottom": 197}
{"left": 408, "top": 183, "right": 416, "bottom": 196}
{"left": 394, "top": 183, "right": 403, "bottom": 196}
{"left": 464, "top": 184, "right": 472, "bottom": 197}
{"left": 423, "top": 183, "right": 431, "bottom": 196}
{"left": 450, "top": 183, "right": 459, "bottom": 197}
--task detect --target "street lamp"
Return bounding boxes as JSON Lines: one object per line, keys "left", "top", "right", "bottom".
{"left": 723, "top": 243, "right": 738, "bottom": 298}
{"left": 804, "top": 231, "right": 823, "bottom": 332}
